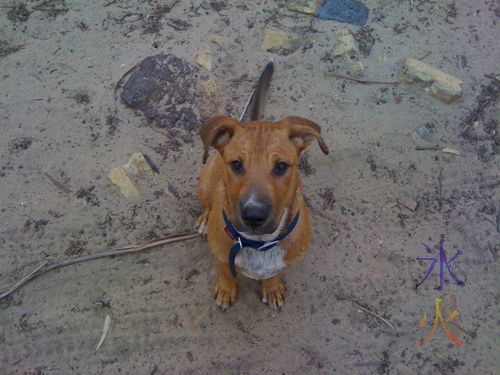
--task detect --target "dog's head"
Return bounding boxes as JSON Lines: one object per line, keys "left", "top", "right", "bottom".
{"left": 200, "top": 116, "right": 329, "bottom": 235}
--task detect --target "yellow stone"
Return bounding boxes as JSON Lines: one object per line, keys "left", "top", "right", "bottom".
{"left": 195, "top": 51, "right": 212, "bottom": 71}
{"left": 209, "top": 35, "right": 224, "bottom": 47}
{"left": 260, "top": 30, "right": 297, "bottom": 51}
{"left": 332, "top": 28, "right": 364, "bottom": 75}
{"left": 108, "top": 166, "right": 140, "bottom": 198}
{"left": 378, "top": 51, "right": 388, "bottom": 64}
{"left": 123, "top": 152, "right": 155, "bottom": 179}
{"left": 199, "top": 79, "right": 218, "bottom": 96}
{"left": 285, "top": 0, "right": 321, "bottom": 15}
{"left": 332, "top": 28, "right": 358, "bottom": 57}
{"left": 401, "top": 58, "right": 463, "bottom": 103}
{"left": 344, "top": 56, "right": 364, "bottom": 75}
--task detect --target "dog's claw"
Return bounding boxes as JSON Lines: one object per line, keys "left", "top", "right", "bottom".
{"left": 260, "top": 276, "right": 285, "bottom": 310}
{"left": 196, "top": 210, "right": 210, "bottom": 236}
{"left": 213, "top": 276, "right": 238, "bottom": 310}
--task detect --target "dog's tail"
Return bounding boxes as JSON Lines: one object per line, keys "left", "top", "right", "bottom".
{"left": 240, "top": 60, "right": 274, "bottom": 121}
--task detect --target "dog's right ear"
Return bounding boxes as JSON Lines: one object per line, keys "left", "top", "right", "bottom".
{"left": 199, "top": 116, "right": 240, "bottom": 163}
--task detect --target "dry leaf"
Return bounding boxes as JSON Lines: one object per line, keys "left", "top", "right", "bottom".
{"left": 442, "top": 147, "right": 461, "bottom": 155}
{"left": 96, "top": 314, "right": 111, "bottom": 351}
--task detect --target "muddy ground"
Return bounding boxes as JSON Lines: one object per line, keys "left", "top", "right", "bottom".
{"left": 0, "top": 0, "right": 499, "bottom": 374}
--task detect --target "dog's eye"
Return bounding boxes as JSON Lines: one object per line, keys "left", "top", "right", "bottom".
{"left": 273, "top": 162, "right": 288, "bottom": 176}
{"left": 230, "top": 160, "right": 244, "bottom": 174}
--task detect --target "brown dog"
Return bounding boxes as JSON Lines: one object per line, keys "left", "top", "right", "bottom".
{"left": 197, "top": 116, "right": 329, "bottom": 309}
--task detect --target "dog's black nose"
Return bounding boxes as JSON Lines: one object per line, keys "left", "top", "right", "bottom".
{"left": 241, "top": 205, "right": 268, "bottom": 228}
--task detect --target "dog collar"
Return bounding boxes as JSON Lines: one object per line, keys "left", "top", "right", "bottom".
{"left": 222, "top": 210, "right": 300, "bottom": 277}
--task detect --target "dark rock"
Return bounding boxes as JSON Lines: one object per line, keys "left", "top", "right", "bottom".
{"left": 120, "top": 53, "right": 201, "bottom": 133}
{"left": 316, "top": 0, "right": 369, "bottom": 27}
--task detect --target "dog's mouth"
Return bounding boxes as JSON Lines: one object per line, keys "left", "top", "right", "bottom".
{"left": 236, "top": 209, "right": 289, "bottom": 241}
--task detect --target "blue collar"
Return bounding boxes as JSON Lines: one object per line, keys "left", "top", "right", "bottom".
{"left": 222, "top": 210, "right": 300, "bottom": 277}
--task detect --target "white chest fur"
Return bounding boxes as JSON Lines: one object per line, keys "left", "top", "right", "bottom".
{"left": 235, "top": 246, "right": 285, "bottom": 280}
{"left": 234, "top": 209, "right": 290, "bottom": 280}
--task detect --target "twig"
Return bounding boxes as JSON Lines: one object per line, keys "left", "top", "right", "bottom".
{"left": 438, "top": 167, "right": 443, "bottom": 212}
{"left": 485, "top": 73, "right": 500, "bottom": 83}
{"left": 0, "top": 261, "right": 47, "bottom": 300}
{"left": 353, "top": 302, "right": 395, "bottom": 331}
{"left": 488, "top": 243, "right": 498, "bottom": 261}
{"left": 44, "top": 173, "right": 72, "bottom": 194}
{"left": 417, "top": 51, "right": 432, "bottom": 60}
{"left": 103, "top": 0, "right": 117, "bottom": 7}
{"left": 0, "top": 232, "right": 199, "bottom": 300}
{"left": 415, "top": 145, "right": 440, "bottom": 151}
{"left": 397, "top": 207, "right": 406, "bottom": 228}
{"left": 324, "top": 72, "right": 400, "bottom": 85}
{"left": 447, "top": 320, "right": 476, "bottom": 338}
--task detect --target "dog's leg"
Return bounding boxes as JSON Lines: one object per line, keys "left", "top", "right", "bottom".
{"left": 260, "top": 275, "right": 285, "bottom": 310}
{"left": 214, "top": 260, "right": 238, "bottom": 310}
{"left": 196, "top": 158, "right": 214, "bottom": 235}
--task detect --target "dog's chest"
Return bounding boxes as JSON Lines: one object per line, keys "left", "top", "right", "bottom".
{"left": 235, "top": 246, "right": 285, "bottom": 280}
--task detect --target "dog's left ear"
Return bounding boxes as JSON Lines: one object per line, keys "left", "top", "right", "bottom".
{"left": 279, "top": 116, "right": 329, "bottom": 155}
{"left": 199, "top": 116, "right": 240, "bottom": 163}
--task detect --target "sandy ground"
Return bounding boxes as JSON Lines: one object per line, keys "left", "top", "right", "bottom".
{"left": 0, "top": 0, "right": 499, "bottom": 374}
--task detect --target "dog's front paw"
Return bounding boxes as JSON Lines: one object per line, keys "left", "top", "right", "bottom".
{"left": 260, "top": 276, "right": 286, "bottom": 310}
{"left": 196, "top": 209, "right": 210, "bottom": 235}
{"left": 213, "top": 276, "right": 238, "bottom": 311}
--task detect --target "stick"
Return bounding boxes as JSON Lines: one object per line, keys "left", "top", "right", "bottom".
{"left": 438, "top": 167, "right": 443, "bottom": 212}
{"left": 0, "top": 262, "right": 47, "bottom": 300}
{"left": 324, "top": 72, "right": 400, "bottom": 85}
{"left": 485, "top": 73, "right": 500, "bottom": 83}
{"left": 415, "top": 145, "right": 440, "bottom": 151}
{"left": 353, "top": 302, "right": 395, "bottom": 331}
{"left": 44, "top": 173, "right": 72, "bottom": 194}
{"left": 0, "top": 232, "right": 199, "bottom": 300}
{"left": 417, "top": 51, "right": 432, "bottom": 60}
{"left": 103, "top": 0, "right": 117, "bottom": 7}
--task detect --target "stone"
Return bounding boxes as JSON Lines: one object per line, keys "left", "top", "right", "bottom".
{"left": 286, "top": 0, "right": 369, "bottom": 27}
{"left": 209, "top": 35, "right": 224, "bottom": 47}
{"left": 285, "top": 0, "right": 321, "bottom": 15}
{"left": 122, "top": 152, "right": 155, "bottom": 179}
{"left": 398, "top": 198, "right": 418, "bottom": 212}
{"left": 332, "top": 28, "right": 364, "bottom": 75}
{"left": 119, "top": 53, "right": 200, "bottom": 133}
{"left": 332, "top": 28, "right": 358, "bottom": 56}
{"left": 316, "top": 0, "right": 369, "bottom": 26}
{"left": 195, "top": 51, "right": 212, "bottom": 71}
{"left": 344, "top": 57, "right": 364, "bottom": 75}
{"left": 401, "top": 58, "right": 463, "bottom": 103}
{"left": 198, "top": 80, "right": 223, "bottom": 118}
{"left": 199, "top": 79, "right": 217, "bottom": 96}
{"left": 108, "top": 166, "right": 140, "bottom": 198}
{"left": 260, "top": 30, "right": 298, "bottom": 51}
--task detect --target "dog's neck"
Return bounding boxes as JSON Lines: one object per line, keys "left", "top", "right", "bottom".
{"left": 239, "top": 209, "right": 289, "bottom": 242}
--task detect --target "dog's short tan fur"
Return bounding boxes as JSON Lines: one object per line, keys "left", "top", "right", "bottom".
{"left": 197, "top": 116, "right": 329, "bottom": 309}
